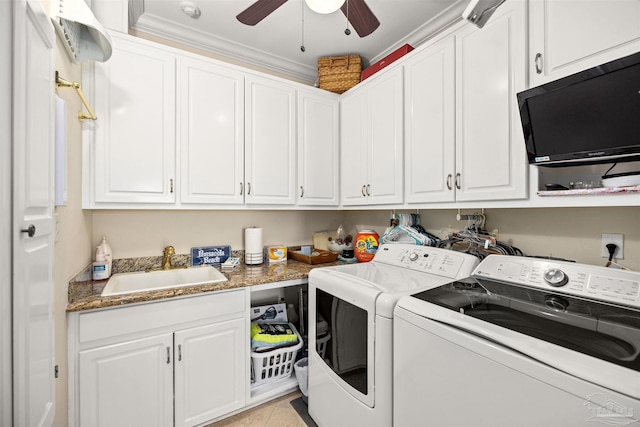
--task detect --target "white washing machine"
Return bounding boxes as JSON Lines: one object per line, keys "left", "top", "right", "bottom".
{"left": 308, "top": 243, "right": 480, "bottom": 427}
{"left": 394, "top": 255, "right": 640, "bottom": 426}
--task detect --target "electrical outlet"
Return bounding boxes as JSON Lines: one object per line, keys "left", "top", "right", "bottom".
{"left": 601, "top": 233, "right": 624, "bottom": 259}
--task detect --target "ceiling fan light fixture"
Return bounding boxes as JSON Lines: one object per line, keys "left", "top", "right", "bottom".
{"left": 304, "top": 0, "right": 346, "bottom": 14}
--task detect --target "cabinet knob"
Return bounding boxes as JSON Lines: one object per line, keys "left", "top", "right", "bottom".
{"left": 300, "top": 186, "right": 304, "bottom": 198}
{"left": 166, "top": 346, "right": 171, "bottom": 364}
{"left": 366, "top": 184, "right": 371, "bottom": 197}
{"left": 21, "top": 224, "right": 36, "bottom": 238}
{"left": 240, "top": 182, "right": 244, "bottom": 195}
{"left": 247, "top": 182, "right": 251, "bottom": 195}
{"left": 361, "top": 185, "right": 366, "bottom": 197}
{"left": 178, "top": 344, "right": 182, "bottom": 361}
{"left": 446, "top": 174, "right": 452, "bottom": 191}
{"left": 170, "top": 178, "right": 174, "bottom": 194}
{"left": 534, "top": 53, "right": 543, "bottom": 74}
{"left": 455, "top": 173, "right": 461, "bottom": 190}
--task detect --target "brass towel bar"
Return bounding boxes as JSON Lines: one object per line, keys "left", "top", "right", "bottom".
{"left": 55, "top": 71, "right": 97, "bottom": 121}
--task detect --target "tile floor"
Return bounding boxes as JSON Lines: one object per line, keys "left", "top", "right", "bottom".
{"left": 207, "top": 391, "right": 307, "bottom": 427}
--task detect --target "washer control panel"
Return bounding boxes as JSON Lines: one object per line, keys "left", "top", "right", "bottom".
{"left": 473, "top": 255, "right": 640, "bottom": 308}
{"left": 373, "top": 244, "right": 479, "bottom": 280}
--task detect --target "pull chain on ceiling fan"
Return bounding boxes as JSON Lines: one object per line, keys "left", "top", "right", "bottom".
{"left": 236, "top": 0, "right": 380, "bottom": 37}
{"left": 300, "top": 0, "right": 305, "bottom": 52}
{"left": 344, "top": 0, "right": 351, "bottom": 35}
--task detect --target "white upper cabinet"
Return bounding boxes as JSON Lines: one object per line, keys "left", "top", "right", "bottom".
{"left": 404, "top": 0, "right": 527, "bottom": 205}
{"left": 297, "top": 89, "right": 340, "bottom": 206}
{"left": 90, "top": 32, "right": 176, "bottom": 205}
{"left": 454, "top": 0, "right": 528, "bottom": 202}
{"left": 341, "top": 67, "right": 404, "bottom": 206}
{"left": 244, "top": 76, "right": 297, "bottom": 205}
{"left": 178, "top": 57, "right": 245, "bottom": 205}
{"left": 529, "top": 0, "right": 640, "bottom": 86}
{"left": 404, "top": 37, "right": 456, "bottom": 204}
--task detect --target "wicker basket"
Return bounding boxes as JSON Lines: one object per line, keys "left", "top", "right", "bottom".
{"left": 318, "top": 55, "right": 361, "bottom": 94}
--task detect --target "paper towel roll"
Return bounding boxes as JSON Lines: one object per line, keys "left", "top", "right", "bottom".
{"left": 244, "top": 227, "right": 263, "bottom": 265}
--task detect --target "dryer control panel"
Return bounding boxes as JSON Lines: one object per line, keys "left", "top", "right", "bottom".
{"left": 473, "top": 255, "right": 640, "bottom": 309}
{"left": 374, "top": 244, "right": 479, "bottom": 280}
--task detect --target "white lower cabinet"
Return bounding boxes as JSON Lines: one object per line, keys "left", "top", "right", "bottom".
{"left": 174, "top": 320, "right": 246, "bottom": 427}
{"left": 69, "top": 290, "right": 248, "bottom": 427}
{"left": 78, "top": 334, "right": 174, "bottom": 427}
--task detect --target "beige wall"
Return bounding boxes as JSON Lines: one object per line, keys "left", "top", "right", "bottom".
{"left": 344, "top": 207, "right": 640, "bottom": 271}
{"left": 52, "top": 39, "right": 93, "bottom": 427}
{"left": 91, "top": 210, "right": 344, "bottom": 258}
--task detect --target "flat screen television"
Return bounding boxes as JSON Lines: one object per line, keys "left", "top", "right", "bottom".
{"left": 517, "top": 51, "right": 640, "bottom": 167}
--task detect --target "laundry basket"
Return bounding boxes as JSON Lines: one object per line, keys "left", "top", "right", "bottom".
{"left": 316, "top": 333, "right": 330, "bottom": 359}
{"left": 251, "top": 323, "right": 303, "bottom": 385}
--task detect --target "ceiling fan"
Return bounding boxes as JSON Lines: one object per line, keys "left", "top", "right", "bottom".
{"left": 236, "top": 0, "right": 380, "bottom": 37}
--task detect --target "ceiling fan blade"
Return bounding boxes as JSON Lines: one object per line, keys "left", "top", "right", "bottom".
{"left": 341, "top": 0, "right": 380, "bottom": 37}
{"left": 237, "top": 0, "right": 288, "bottom": 26}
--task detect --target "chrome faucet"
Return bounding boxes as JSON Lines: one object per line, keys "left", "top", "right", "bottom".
{"left": 162, "top": 246, "right": 175, "bottom": 270}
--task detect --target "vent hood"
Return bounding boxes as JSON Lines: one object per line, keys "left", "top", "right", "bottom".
{"left": 462, "top": 0, "right": 506, "bottom": 28}
{"left": 51, "top": 0, "right": 112, "bottom": 63}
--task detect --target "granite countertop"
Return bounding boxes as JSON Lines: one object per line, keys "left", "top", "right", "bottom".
{"left": 67, "top": 253, "right": 343, "bottom": 312}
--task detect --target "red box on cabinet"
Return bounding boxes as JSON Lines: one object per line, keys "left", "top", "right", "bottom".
{"left": 361, "top": 44, "right": 414, "bottom": 81}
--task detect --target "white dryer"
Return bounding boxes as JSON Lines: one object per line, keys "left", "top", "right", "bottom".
{"left": 308, "top": 244, "right": 480, "bottom": 427}
{"left": 394, "top": 255, "right": 640, "bottom": 426}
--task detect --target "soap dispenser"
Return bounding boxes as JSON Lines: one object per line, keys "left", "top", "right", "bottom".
{"left": 92, "top": 247, "right": 109, "bottom": 281}
{"left": 97, "top": 236, "right": 112, "bottom": 275}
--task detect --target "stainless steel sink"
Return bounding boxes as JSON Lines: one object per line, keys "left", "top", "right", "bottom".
{"left": 100, "top": 266, "right": 228, "bottom": 297}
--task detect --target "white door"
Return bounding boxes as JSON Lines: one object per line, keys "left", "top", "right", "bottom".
{"left": 529, "top": 0, "right": 640, "bottom": 86}
{"left": 178, "top": 56, "right": 245, "bottom": 205}
{"left": 404, "top": 37, "right": 455, "bottom": 204}
{"left": 297, "top": 90, "right": 340, "bottom": 206}
{"left": 367, "top": 67, "right": 404, "bottom": 205}
{"left": 12, "top": 1, "right": 55, "bottom": 425}
{"left": 78, "top": 334, "right": 174, "bottom": 427}
{"left": 245, "top": 76, "right": 296, "bottom": 205}
{"left": 92, "top": 32, "right": 176, "bottom": 204}
{"left": 340, "top": 88, "right": 369, "bottom": 206}
{"left": 1, "top": 3, "right": 12, "bottom": 425}
{"left": 455, "top": 0, "right": 527, "bottom": 202}
{"left": 174, "top": 319, "right": 246, "bottom": 427}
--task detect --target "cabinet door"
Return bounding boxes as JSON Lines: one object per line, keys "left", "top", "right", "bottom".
{"left": 178, "top": 57, "right": 244, "bottom": 205}
{"left": 78, "top": 334, "right": 174, "bottom": 427}
{"left": 367, "top": 67, "right": 404, "bottom": 205}
{"left": 340, "top": 88, "right": 369, "bottom": 206}
{"left": 455, "top": 0, "right": 527, "bottom": 202}
{"left": 245, "top": 76, "right": 296, "bottom": 205}
{"left": 92, "top": 32, "right": 176, "bottom": 204}
{"left": 404, "top": 37, "right": 455, "bottom": 204}
{"left": 530, "top": 0, "right": 640, "bottom": 86}
{"left": 174, "top": 319, "right": 246, "bottom": 427}
{"left": 297, "top": 90, "right": 340, "bottom": 206}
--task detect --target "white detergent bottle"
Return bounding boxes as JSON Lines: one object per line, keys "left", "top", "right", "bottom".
{"left": 92, "top": 247, "right": 109, "bottom": 280}
{"left": 98, "top": 236, "right": 112, "bottom": 275}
